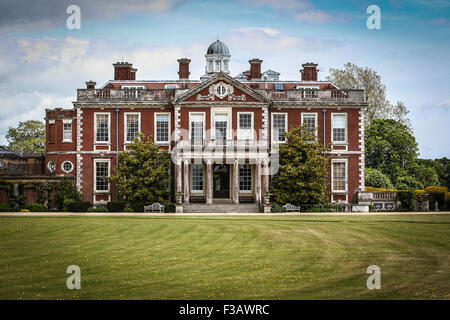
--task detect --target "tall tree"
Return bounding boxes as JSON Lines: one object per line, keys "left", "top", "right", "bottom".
{"left": 327, "top": 62, "right": 410, "bottom": 128}
{"left": 365, "top": 118, "right": 426, "bottom": 188}
{"left": 6, "top": 120, "right": 45, "bottom": 153}
{"left": 271, "top": 126, "right": 330, "bottom": 205}
{"left": 109, "top": 133, "right": 171, "bottom": 203}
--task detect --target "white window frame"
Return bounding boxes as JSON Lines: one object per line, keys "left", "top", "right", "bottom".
{"left": 237, "top": 112, "right": 254, "bottom": 141}
{"left": 190, "top": 164, "right": 204, "bottom": 193}
{"left": 61, "top": 160, "right": 74, "bottom": 174}
{"left": 62, "top": 119, "right": 72, "bottom": 142}
{"left": 212, "top": 109, "right": 231, "bottom": 141}
{"left": 124, "top": 112, "right": 141, "bottom": 144}
{"left": 271, "top": 112, "right": 288, "bottom": 144}
{"left": 94, "top": 112, "right": 110, "bottom": 144}
{"left": 331, "top": 159, "right": 348, "bottom": 193}
{"left": 189, "top": 112, "right": 206, "bottom": 143}
{"left": 239, "top": 164, "right": 252, "bottom": 193}
{"left": 331, "top": 113, "right": 347, "bottom": 144}
{"left": 301, "top": 112, "right": 318, "bottom": 139}
{"left": 94, "top": 159, "right": 110, "bottom": 193}
{"left": 154, "top": 112, "right": 170, "bottom": 145}
{"left": 164, "top": 84, "right": 179, "bottom": 89}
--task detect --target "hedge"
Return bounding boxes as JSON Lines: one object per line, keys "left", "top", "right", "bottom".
{"left": 397, "top": 191, "right": 416, "bottom": 212}
{"left": 106, "top": 201, "right": 127, "bottom": 212}
{"left": 425, "top": 186, "right": 447, "bottom": 211}
{"left": 67, "top": 201, "right": 91, "bottom": 212}
{"left": 24, "top": 203, "right": 47, "bottom": 212}
{"left": 0, "top": 204, "right": 20, "bottom": 212}
{"left": 446, "top": 192, "right": 450, "bottom": 212}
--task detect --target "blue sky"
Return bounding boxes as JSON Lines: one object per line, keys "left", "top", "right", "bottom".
{"left": 0, "top": 0, "right": 449, "bottom": 158}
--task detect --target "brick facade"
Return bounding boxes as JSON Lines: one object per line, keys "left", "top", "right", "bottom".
{"left": 44, "top": 41, "right": 366, "bottom": 207}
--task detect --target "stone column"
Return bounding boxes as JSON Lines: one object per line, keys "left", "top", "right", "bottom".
{"left": 206, "top": 160, "right": 213, "bottom": 205}
{"left": 176, "top": 161, "right": 182, "bottom": 194}
{"left": 262, "top": 160, "right": 269, "bottom": 201}
{"left": 233, "top": 159, "right": 240, "bottom": 204}
{"left": 256, "top": 160, "right": 262, "bottom": 204}
{"left": 183, "top": 160, "right": 189, "bottom": 204}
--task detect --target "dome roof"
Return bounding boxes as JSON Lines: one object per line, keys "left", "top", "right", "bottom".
{"left": 207, "top": 40, "right": 230, "bottom": 55}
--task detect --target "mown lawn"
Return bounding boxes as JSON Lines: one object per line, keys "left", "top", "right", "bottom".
{"left": 0, "top": 214, "right": 449, "bottom": 299}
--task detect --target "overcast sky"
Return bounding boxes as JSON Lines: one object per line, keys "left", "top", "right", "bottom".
{"left": 0, "top": 0, "right": 449, "bottom": 158}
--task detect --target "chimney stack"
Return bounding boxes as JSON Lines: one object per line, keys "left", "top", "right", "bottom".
{"left": 301, "top": 62, "right": 318, "bottom": 81}
{"left": 86, "top": 81, "right": 96, "bottom": 89}
{"left": 177, "top": 58, "right": 191, "bottom": 80}
{"left": 249, "top": 58, "right": 263, "bottom": 80}
{"left": 113, "top": 62, "right": 137, "bottom": 80}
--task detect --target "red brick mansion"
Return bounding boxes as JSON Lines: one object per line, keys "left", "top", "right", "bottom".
{"left": 44, "top": 40, "right": 366, "bottom": 209}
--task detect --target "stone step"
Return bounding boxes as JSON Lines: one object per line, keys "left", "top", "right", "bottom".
{"left": 183, "top": 203, "right": 261, "bottom": 213}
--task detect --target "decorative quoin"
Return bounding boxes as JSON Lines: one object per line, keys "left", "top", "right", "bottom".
{"left": 44, "top": 39, "right": 367, "bottom": 210}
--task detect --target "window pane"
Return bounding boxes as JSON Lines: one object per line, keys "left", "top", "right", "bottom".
{"left": 238, "top": 114, "right": 252, "bottom": 140}
{"left": 273, "top": 114, "right": 286, "bottom": 142}
{"left": 332, "top": 114, "right": 346, "bottom": 142}
{"left": 191, "top": 165, "right": 203, "bottom": 191}
{"left": 239, "top": 165, "right": 252, "bottom": 191}
{"left": 96, "top": 162, "right": 109, "bottom": 191}
{"left": 96, "top": 114, "right": 109, "bottom": 142}
{"left": 156, "top": 114, "right": 169, "bottom": 143}
{"left": 190, "top": 115, "right": 204, "bottom": 145}
{"left": 332, "top": 162, "right": 346, "bottom": 191}
{"left": 63, "top": 123, "right": 72, "bottom": 141}
{"left": 126, "top": 114, "right": 139, "bottom": 142}
{"left": 302, "top": 114, "right": 316, "bottom": 136}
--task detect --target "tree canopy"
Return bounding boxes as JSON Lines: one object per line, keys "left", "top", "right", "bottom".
{"left": 365, "top": 118, "right": 440, "bottom": 189}
{"left": 109, "top": 133, "right": 171, "bottom": 203}
{"left": 6, "top": 120, "right": 45, "bottom": 153}
{"left": 271, "top": 126, "right": 330, "bottom": 205}
{"left": 327, "top": 62, "right": 410, "bottom": 128}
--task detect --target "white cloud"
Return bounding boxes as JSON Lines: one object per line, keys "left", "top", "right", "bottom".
{"left": 294, "top": 10, "right": 331, "bottom": 23}
{"left": 438, "top": 98, "right": 450, "bottom": 107}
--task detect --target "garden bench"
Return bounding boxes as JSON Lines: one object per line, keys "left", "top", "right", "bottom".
{"left": 283, "top": 203, "right": 300, "bottom": 212}
{"left": 144, "top": 203, "right": 165, "bottom": 213}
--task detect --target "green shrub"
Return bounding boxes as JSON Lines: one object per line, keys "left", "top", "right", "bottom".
{"left": 88, "top": 206, "right": 108, "bottom": 212}
{"left": 365, "top": 168, "right": 394, "bottom": 189}
{"left": 0, "top": 204, "right": 20, "bottom": 212}
{"left": 130, "top": 201, "right": 145, "bottom": 212}
{"left": 63, "top": 199, "right": 75, "bottom": 212}
{"left": 425, "top": 186, "right": 447, "bottom": 211}
{"left": 106, "top": 201, "right": 127, "bottom": 212}
{"left": 55, "top": 180, "right": 82, "bottom": 211}
{"left": 24, "top": 203, "right": 47, "bottom": 212}
{"left": 397, "top": 191, "right": 416, "bottom": 211}
{"left": 446, "top": 192, "right": 450, "bottom": 212}
{"left": 304, "top": 206, "right": 335, "bottom": 212}
{"left": 369, "top": 204, "right": 375, "bottom": 212}
{"left": 123, "top": 207, "right": 134, "bottom": 213}
{"left": 67, "top": 201, "right": 91, "bottom": 212}
{"left": 271, "top": 203, "right": 284, "bottom": 213}
{"left": 164, "top": 202, "right": 175, "bottom": 213}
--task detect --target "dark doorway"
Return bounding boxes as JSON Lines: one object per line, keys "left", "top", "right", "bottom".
{"left": 213, "top": 164, "right": 230, "bottom": 198}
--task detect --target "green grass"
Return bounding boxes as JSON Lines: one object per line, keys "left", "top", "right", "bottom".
{"left": 0, "top": 215, "right": 449, "bottom": 299}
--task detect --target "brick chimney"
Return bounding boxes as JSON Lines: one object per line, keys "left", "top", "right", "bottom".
{"left": 177, "top": 58, "right": 191, "bottom": 80}
{"left": 301, "top": 62, "right": 318, "bottom": 81}
{"left": 113, "top": 62, "right": 137, "bottom": 80}
{"left": 85, "top": 81, "right": 96, "bottom": 89}
{"left": 249, "top": 58, "right": 263, "bottom": 80}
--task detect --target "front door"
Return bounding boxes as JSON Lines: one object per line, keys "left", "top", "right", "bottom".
{"left": 213, "top": 164, "right": 230, "bottom": 198}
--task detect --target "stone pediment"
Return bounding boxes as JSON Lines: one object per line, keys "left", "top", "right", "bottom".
{"left": 174, "top": 72, "right": 268, "bottom": 104}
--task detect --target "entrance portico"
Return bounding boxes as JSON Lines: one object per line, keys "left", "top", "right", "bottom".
{"left": 175, "top": 157, "right": 269, "bottom": 205}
